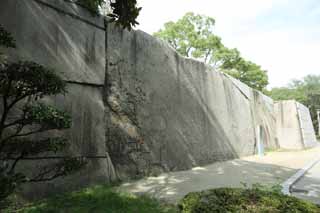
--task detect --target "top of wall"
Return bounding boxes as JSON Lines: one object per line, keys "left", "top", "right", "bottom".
{"left": 36, "top": 0, "right": 105, "bottom": 30}
{"left": 142, "top": 29, "right": 276, "bottom": 106}
{"left": 275, "top": 99, "right": 302, "bottom": 106}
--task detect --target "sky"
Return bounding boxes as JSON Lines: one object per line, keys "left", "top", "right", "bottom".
{"left": 136, "top": 0, "right": 320, "bottom": 88}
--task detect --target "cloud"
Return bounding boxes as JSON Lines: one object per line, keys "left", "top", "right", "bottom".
{"left": 137, "top": 0, "right": 280, "bottom": 33}
{"left": 137, "top": 0, "right": 320, "bottom": 87}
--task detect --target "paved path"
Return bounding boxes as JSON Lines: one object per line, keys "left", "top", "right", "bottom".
{"left": 119, "top": 147, "right": 320, "bottom": 203}
{"left": 292, "top": 160, "right": 320, "bottom": 204}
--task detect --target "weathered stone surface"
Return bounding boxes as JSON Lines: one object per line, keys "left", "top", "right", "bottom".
{"left": 21, "top": 84, "right": 116, "bottom": 199}
{"left": 106, "top": 23, "right": 320, "bottom": 178}
{"left": 0, "top": 0, "right": 317, "bottom": 197}
{"left": 275, "top": 100, "right": 317, "bottom": 150}
{"left": 226, "top": 75, "right": 278, "bottom": 150}
{"left": 0, "top": 0, "right": 115, "bottom": 198}
{"left": 105, "top": 25, "right": 279, "bottom": 178}
{"left": 0, "top": 0, "right": 105, "bottom": 85}
{"left": 252, "top": 91, "right": 278, "bottom": 149}
{"left": 296, "top": 102, "right": 318, "bottom": 148}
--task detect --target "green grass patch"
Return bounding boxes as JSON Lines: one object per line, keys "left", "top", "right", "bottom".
{"left": 178, "top": 185, "right": 320, "bottom": 213}
{"left": 6, "top": 185, "right": 177, "bottom": 213}
{"left": 5, "top": 184, "right": 320, "bottom": 213}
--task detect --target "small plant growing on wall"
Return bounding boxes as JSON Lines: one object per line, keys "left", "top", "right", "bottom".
{"left": 0, "top": 25, "right": 86, "bottom": 207}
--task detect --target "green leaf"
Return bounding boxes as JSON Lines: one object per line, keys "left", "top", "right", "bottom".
{"left": 23, "top": 103, "right": 72, "bottom": 130}
{"left": 0, "top": 61, "right": 67, "bottom": 99}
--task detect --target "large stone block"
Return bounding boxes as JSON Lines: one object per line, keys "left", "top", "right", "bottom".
{"left": 296, "top": 102, "right": 318, "bottom": 148}
{"left": 0, "top": 0, "right": 105, "bottom": 85}
{"left": 105, "top": 25, "right": 259, "bottom": 177}
{"left": 275, "top": 100, "right": 317, "bottom": 150}
{"left": 21, "top": 84, "right": 116, "bottom": 199}
{"left": 252, "top": 90, "right": 278, "bottom": 149}
{"left": 1, "top": 0, "right": 317, "bottom": 197}
{"left": 0, "top": 0, "right": 115, "bottom": 198}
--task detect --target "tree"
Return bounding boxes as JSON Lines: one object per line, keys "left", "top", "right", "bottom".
{"left": 154, "top": 12, "right": 223, "bottom": 65}
{"left": 77, "top": 0, "right": 141, "bottom": 30}
{"left": 269, "top": 75, "right": 320, "bottom": 136}
{"left": 223, "top": 59, "right": 269, "bottom": 91}
{"left": 0, "top": 25, "right": 85, "bottom": 206}
{"left": 154, "top": 12, "right": 269, "bottom": 91}
{"left": 266, "top": 87, "right": 306, "bottom": 103}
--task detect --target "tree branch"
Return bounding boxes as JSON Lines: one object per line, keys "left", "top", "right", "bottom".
{"left": 8, "top": 151, "right": 25, "bottom": 174}
{"left": 0, "top": 128, "right": 47, "bottom": 147}
{"left": 6, "top": 94, "right": 30, "bottom": 113}
{"left": 186, "top": 47, "right": 192, "bottom": 57}
{"left": 3, "top": 118, "right": 25, "bottom": 129}
{"left": 0, "top": 85, "right": 28, "bottom": 142}
{"left": 204, "top": 50, "right": 211, "bottom": 64}
{"left": 28, "top": 173, "right": 63, "bottom": 183}
{"left": 27, "top": 165, "right": 63, "bottom": 183}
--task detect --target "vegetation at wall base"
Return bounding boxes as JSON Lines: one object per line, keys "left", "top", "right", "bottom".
{"left": 4, "top": 185, "right": 178, "bottom": 213}
{"left": 5, "top": 184, "right": 320, "bottom": 213}
{"left": 179, "top": 185, "right": 320, "bottom": 213}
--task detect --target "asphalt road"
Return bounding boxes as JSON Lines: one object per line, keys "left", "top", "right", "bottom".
{"left": 292, "top": 161, "right": 320, "bottom": 204}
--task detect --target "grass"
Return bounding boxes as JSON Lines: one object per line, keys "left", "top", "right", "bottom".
{"left": 5, "top": 184, "right": 320, "bottom": 213}
{"left": 5, "top": 185, "right": 177, "bottom": 213}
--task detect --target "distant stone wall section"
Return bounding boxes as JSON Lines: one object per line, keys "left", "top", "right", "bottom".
{"left": 297, "top": 102, "right": 318, "bottom": 148}
{"left": 275, "top": 100, "right": 317, "bottom": 150}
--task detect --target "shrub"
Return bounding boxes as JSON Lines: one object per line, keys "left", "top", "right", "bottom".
{"left": 178, "top": 186, "right": 320, "bottom": 213}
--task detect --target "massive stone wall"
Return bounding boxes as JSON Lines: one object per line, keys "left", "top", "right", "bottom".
{"left": 0, "top": 0, "right": 116, "bottom": 198}
{"left": 105, "top": 25, "right": 279, "bottom": 178}
{"left": 0, "top": 0, "right": 317, "bottom": 198}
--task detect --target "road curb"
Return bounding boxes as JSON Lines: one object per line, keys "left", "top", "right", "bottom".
{"left": 281, "top": 157, "right": 320, "bottom": 195}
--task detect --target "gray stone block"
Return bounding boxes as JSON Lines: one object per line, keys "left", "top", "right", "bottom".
{"left": 0, "top": 0, "right": 105, "bottom": 85}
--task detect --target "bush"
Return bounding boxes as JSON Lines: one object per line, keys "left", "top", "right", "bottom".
{"left": 178, "top": 186, "right": 320, "bottom": 213}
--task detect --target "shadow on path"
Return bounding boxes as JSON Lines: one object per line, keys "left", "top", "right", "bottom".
{"left": 119, "top": 157, "right": 300, "bottom": 203}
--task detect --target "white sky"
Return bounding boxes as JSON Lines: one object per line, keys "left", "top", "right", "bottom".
{"left": 136, "top": 0, "right": 320, "bottom": 88}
